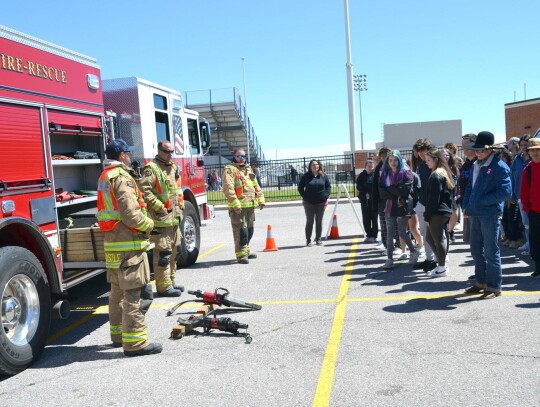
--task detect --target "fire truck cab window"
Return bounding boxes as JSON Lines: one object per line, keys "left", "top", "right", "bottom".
{"left": 153, "top": 94, "right": 167, "bottom": 110}
{"left": 187, "top": 118, "right": 200, "bottom": 154}
{"left": 155, "top": 112, "right": 169, "bottom": 143}
{"left": 154, "top": 94, "right": 170, "bottom": 143}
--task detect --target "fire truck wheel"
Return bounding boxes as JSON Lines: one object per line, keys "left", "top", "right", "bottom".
{"left": 0, "top": 246, "right": 51, "bottom": 376}
{"left": 176, "top": 201, "right": 200, "bottom": 268}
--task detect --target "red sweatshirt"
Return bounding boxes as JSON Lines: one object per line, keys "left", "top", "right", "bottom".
{"left": 520, "top": 160, "right": 540, "bottom": 213}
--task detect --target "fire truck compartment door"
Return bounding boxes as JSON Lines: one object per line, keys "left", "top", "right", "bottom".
{"left": 0, "top": 102, "right": 47, "bottom": 182}
{"left": 30, "top": 196, "right": 56, "bottom": 225}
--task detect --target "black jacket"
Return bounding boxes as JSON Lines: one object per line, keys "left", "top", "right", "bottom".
{"left": 378, "top": 174, "right": 413, "bottom": 217}
{"left": 417, "top": 161, "right": 431, "bottom": 206}
{"left": 298, "top": 172, "right": 331, "bottom": 204}
{"left": 372, "top": 161, "right": 383, "bottom": 210}
{"left": 424, "top": 171, "right": 453, "bottom": 222}
{"left": 356, "top": 170, "right": 374, "bottom": 205}
{"left": 458, "top": 157, "right": 475, "bottom": 204}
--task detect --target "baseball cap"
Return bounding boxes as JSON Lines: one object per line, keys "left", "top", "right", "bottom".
{"left": 105, "top": 139, "right": 136, "bottom": 157}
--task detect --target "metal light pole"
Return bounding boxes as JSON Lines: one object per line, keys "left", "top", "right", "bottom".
{"left": 354, "top": 74, "right": 367, "bottom": 150}
{"left": 241, "top": 57, "right": 250, "bottom": 162}
{"left": 344, "top": 0, "right": 357, "bottom": 153}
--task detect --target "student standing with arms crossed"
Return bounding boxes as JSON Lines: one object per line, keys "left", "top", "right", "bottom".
{"left": 298, "top": 159, "right": 331, "bottom": 246}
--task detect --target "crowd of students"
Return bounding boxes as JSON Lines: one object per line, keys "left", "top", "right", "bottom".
{"left": 356, "top": 131, "right": 540, "bottom": 299}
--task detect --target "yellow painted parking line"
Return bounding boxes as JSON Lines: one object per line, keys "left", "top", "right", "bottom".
{"left": 50, "top": 288, "right": 540, "bottom": 345}
{"left": 198, "top": 243, "right": 227, "bottom": 259}
{"left": 312, "top": 237, "right": 359, "bottom": 407}
{"left": 47, "top": 305, "right": 109, "bottom": 344}
{"left": 256, "top": 290, "right": 540, "bottom": 305}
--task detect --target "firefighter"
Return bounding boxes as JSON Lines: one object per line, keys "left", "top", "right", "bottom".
{"left": 222, "top": 148, "right": 265, "bottom": 264}
{"left": 139, "top": 140, "right": 184, "bottom": 297}
{"left": 97, "top": 139, "right": 162, "bottom": 357}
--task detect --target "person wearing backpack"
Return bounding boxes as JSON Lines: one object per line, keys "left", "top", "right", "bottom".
{"left": 520, "top": 137, "right": 540, "bottom": 278}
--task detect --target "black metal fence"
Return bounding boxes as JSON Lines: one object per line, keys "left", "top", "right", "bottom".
{"left": 204, "top": 146, "right": 466, "bottom": 204}
{"left": 205, "top": 154, "right": 356, "bottom": 204}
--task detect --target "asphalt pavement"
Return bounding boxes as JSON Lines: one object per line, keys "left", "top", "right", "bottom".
{"left": 1, "top": 201, "right": 539, "bottom": 407}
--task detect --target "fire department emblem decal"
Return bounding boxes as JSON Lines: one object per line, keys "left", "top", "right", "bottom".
{"left": 173, "top": 114, "right": 184, "bottom": 155}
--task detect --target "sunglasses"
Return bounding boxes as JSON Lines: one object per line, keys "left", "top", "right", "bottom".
{"left": 236, "top": 154, "right": 246, "bottom": 159}
{"left": 160, "top": 148, "right": 174, "bottom": 154}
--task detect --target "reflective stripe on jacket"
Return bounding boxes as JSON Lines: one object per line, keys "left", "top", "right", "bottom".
{"left": 141, "top": 159, "right": 183, "bottom": 227}
{"left": 97, "top": 166, "right": 150, "bottom": 233}
{"left": 97, "top": 164, "right": 153, "bottom": 266}
{"left": 222, "top": 163, "right": 265, "bottom": 209}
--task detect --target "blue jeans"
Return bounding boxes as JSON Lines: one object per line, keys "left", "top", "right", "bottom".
{"left": 470, "top": 214, "right": 503, "bottom": 291}
{"left": 519, "top": 201, "right": 530, "bottom": 248}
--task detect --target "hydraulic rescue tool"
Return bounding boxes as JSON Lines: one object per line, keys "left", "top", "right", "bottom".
{"left": 174, "top": 313, "right": 253, "bottom": 344}
{"left": 166, "top": 287, "right": 262, "bottom": 316}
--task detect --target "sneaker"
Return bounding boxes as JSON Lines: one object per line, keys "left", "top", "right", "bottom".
{"left": 383, "top": 259, "right": 394, "bottom": 269}
{"left": 363, "top": 237, "right": 372, "bottom": 243}
{"left": 157, "top": 287, "right": 182, "bottom": 297}
{"left": 375, "top": 242, "right": 386, "bottom": 250}
{"left": 397, "top": 252, "right": 409, "bottom": 260}
{"left": 427, "top": 265, "right": 447, "bottom": 277}
{"left": 449, "top": 231, "right": 456, "bottom": 243}
{"left": 518, "top": 243, "right": 529, "bottom": 251}
{"left": 248, "top": 253, "right": 258, "bottom": 259}
{"left": 409, "top": 250, "right": 420, "bottom": 264}
{"left": 508, "top": 241, "right": 519, "bottom": 249}
{"left": 393, "top": 248, "right": 403, "bottom": 256}
{"left": 531, "top": 271, "right": 540, "bottom": 279}
{"left": 124, "top": 342, "right": 163, "bottom": 357}
{"left": 418, "top": 247, "right": 426, "bottom": 257}
{"left": 306, "top": 240, "right": 313, "bottom": 247}
{"left": 368, "top": 237, "right": 378, "bottom": 243}
{"left": 315, "top": 239, "right": 323, "bottom": 246}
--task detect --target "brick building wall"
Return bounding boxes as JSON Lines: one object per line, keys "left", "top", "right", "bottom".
{"left": 505, "top": 98, "right": 540, "bottom": 139}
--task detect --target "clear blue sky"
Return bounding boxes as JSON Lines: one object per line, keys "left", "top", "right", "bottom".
{"left": 2, "top": 1, "right": 539, "bottom": 159}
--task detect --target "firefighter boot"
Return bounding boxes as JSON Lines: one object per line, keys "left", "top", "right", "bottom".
{"left": 124, "top": 342, "right": 163, "bottom": 357}
{"left": 157, "top": 287, "right": 181, "bottom": 297}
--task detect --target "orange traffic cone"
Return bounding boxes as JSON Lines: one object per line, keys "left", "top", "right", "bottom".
{"left": 263, "top": 225, "right": 279, "bottom": 252}
{"left": 329, "top": 215, "right": 340, "bottom": 239}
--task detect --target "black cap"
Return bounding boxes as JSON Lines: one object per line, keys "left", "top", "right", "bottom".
{"left": 106, "top": 139, "right": 136, "bottom": 158}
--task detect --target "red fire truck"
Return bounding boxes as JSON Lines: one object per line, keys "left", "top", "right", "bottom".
{"left": 0, "top": 25, "right": 212, "bottom": 374}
